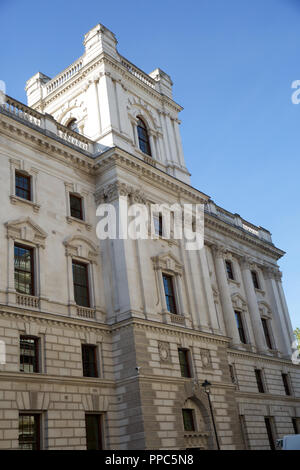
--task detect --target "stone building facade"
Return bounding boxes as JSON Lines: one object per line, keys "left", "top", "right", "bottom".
{"left": 0, "top": 23, "right": 299, "bottom": 450}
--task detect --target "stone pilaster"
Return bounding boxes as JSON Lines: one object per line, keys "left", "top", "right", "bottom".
{"left": 239, "top": 257, "right": 268, "bottom": 354}
{"left": 212, "top": 245, "right": 241, "bottom": 346}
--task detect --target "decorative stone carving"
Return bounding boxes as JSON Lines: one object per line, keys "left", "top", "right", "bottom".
{"left": 200, "top": 349, "right": 212, "bottom": 369}
{"left": 152, "top": 251, "right": 183, "bottom": 275}
{"left": 5, "top": 217, "right": 47, "bottom": 248}
{"left": 63, "top": 235, "right": 99, "bottom": 263}
{"left": 158, "top": 341, "right": 171, "bottom": 363}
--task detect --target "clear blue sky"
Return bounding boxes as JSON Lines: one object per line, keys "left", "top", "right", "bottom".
{"left": 1, "top": 0, "right": 299, "bottom": 328}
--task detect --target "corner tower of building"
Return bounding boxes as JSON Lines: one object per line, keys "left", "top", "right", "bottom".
{"left": 25, "top": 23, "right": 190, "bottom": 184}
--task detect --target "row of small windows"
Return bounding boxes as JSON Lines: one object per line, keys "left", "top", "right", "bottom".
{"left": 19, "top": 412, "right": 103, "bottom": 450}
{"left": 65, "top": 116, "right": 153, "bottom": 157}
{"left": 15, "top": 171, "right": 85, "bottom": 221}
{"left": 14, "top": 241, "right": 177, "bottom": 313}
{"left": 229, "top": 363, "right": 293, "bottom": 396}
{"left": 234, "top": 308, "right": 273, "bottom": 350}
{"left": 225, "top": 259, "right": 260, "bottom": 290}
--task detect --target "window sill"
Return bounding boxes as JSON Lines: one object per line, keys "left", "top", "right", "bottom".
{"left": 228, "top": 278, "right": 241, "bottom": 287}
{"left": 10, "top": 195, "right": 40, "bottom": 213}
{"left": 66, "top": 216, "right": 92, "bottom": 231}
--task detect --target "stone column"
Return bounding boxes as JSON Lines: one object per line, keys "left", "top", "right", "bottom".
{"left": 240, "top": 257, "right": 268, "bottom": 353}
{"left": 199, "top": 246, "right": 221, "bottom": 333}
{"left": 7, "top": 236, "right": 16, "bottom": 304}
{"left": 275, "top": 270, "right": 295, "bottom": 342}
{"left": 212, "top": 245, "right": 241, "bottom": 345}
{"left": 263, "top": 267, "right": 291, "bottom": 357}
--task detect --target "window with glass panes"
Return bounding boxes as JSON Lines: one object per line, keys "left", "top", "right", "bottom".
{"left": 261, "top": 318, "right": 272, "bottom": 349}
{"left": 70, "top": 194, "right": 83, "bottom": 220}
{"left": 282, "top": 373, "right": 291, "bottom": 396}
{"left": 20, "top": 336, "right": 39, "bottom": 373}
{"left": 178, "top": 348, "right": 191, "bottom": 378}
{"left": 251, "top": 270, "right": 260, "bottom": 289}
{"left": 182, "top": 409, "right": 195, "bottom": 432}
{"left": 225, "top": 260, "right": 234, "bottom": 280}
{"left": 162, "top": 274, "right": 177, "bottom": 314}
{"left": 72, "top": 261, "right": 90, "bottom": 307}
{"left": 137, "top": 118, "right": 151, "bottom": 156}
{"left": 19, "top": 414, "right": 41, "bottom": 450}
{"left": 15, "top": 171, "right": 31, "bottom": 201}
{"left": 154, "top": 214, "right": 163, "bottom": 237}
{"left": 264, "top": 417, "right": 276, "bottom": 450}
{"left": 255, "top": 369, "right": 265, "bottom": 393}
{"left": 235, "top": 311, "right": 247, "bottom": 344}
{"left": 14, "top": 244, "right": 34, "bottom": 295}
{"left": 82, "top": 344, "right": 98, "bottom": 377}
{"left": 292, "top": 418, "right": 299, "bottom": 434}
{"left": 85, "top": 414, "right": 103, "bottom": 450}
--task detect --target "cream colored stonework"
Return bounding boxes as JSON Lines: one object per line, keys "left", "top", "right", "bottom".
{"left": 0, "top": 23, "right": 299, "bottom": 450}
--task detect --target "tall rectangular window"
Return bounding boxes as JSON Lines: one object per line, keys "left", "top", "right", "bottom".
{"left": 15, "top": 172, "right": 31, "bottom": 201}
{"left": 264, "top": 417, "right": 276, "bottom": 450}
{"left": 20, "top": 336, "right": 39, "bottom": 373}
{"left": 85, "top": 414, "right": 103, "bottom": 450}
{"left": 14, "top": 244, "right": 34, "bottom": 295}
{"left": 292, "top": 418, "right": 299, "bottom": 434}
{"left": 162, "top": 274, "right": 177, "bottom": 314}
{"left": 251, "top": 270, "right": 260, "bottom": 289}
{"left": 261, "top": 318, "right": 272, "bottom": 349}
{"left": 235, "top": 311, "right": 247, "bottom": 344}
{"left": 225, "top": 260, "right": 234, "bottom": 280}
{"left": 255, "top": 369, "right": 265, "bottom": 393}
{"left": 82, "top": 344, "right": 98, "bottom": 377}
{"left": 19, "top": 413, "right": 41, "bottom": 450}
{"left": 281, "top": 373, "right": 291, "bottom": 396}
{"left": 154, "top": 214, "right": 163, "bottom": 237}
{"left": 182, "top": 409, "right": 195, "bottom": 432}
{"left": 70, "top": 194, "right": 83, "bottom": 220}
{"left": 178, "top": 348, "right": 191, "bottom": 378}
{"left": 229, "top": 364, "right": 237, "bottom": 384}
{"left": 72, "top": 261, "right": 90, "bottom": 307}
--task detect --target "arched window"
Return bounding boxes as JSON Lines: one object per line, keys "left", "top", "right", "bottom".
{"left": 67, "top": 118, "right": 79, "bottom": 133}
{"left": 137, "top": 117, "right": 151, "bottom": 156}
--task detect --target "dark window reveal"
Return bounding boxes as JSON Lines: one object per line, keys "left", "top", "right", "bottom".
{"left": 72, "top": 261, "right": 90, "bottom": 307}
{"left": 15, "top": 172, "right": 31, "bottom": 201}
{"left": 14, "top": 244, "right": 34, "bottom": 295}
{"left": 19, "top": 413, "right": 41, "bottom": 450}
{"left": 137, "top": 118, "right": 151, "bottom": 156}
{"left": 85, "top": 414, "right": 103, "bottom": 450}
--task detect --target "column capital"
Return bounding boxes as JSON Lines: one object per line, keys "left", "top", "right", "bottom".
{"left": 211, "top": 244, "right": 228, "bottom": 259}
{"left": 262, "top": 265, "right": 281, "bottom": 280}
{"left": 238, "top": 255, "right": 255, "bottom": 270}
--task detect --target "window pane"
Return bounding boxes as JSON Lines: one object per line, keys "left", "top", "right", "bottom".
{"left": 235, "top": 311, "right": 247, "bottom": 344}
{"left": 264, "top": 417, "right": 275, "bottom": 450}
{"left": 251, "top": 271, "right": 260, "bottom": 289}
{"left": 261, "top": 318, "right": 272, "bottom": 349}
{"left": 282, "top": 373, "right": 291, "bottom": 396}
{"left": 178, "top": 349, "right": 191, "bottom": 377}
{"left": 182, "top": 409, "right": 195, "bottom": 432}
{"left": 14, "top": 245, "right": 34, "bottom": 295}
{"left": 82, "top": 344, "right": 98, "bottom": 377}
{"left": 137, "top": 118, "right": 151, "bottom": 156}
{"left": 163, "top": 274, "right": 177, "bottom": 314}
{"left": 225, "top": 260, "right": 234, "bottom": 280}
{"left": 16, "top": 172, "right": 31, "bottom": 201}
{"left": 70, "top": 194, "right": 83, "bottom": 220}
{"left": 20, "top": 336, "right": 39, "bottom": 373}
{"left": 19, "top": 414, "right": 40, "bottom": 450}
{"left": 85, "top": 414, "right": 103, "bottom": 450}
{"left": 255, "top": 369, "right": 265, "bottom": 393}
{"left": 72, "top": 262, "right": 90, "bottom": 307}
